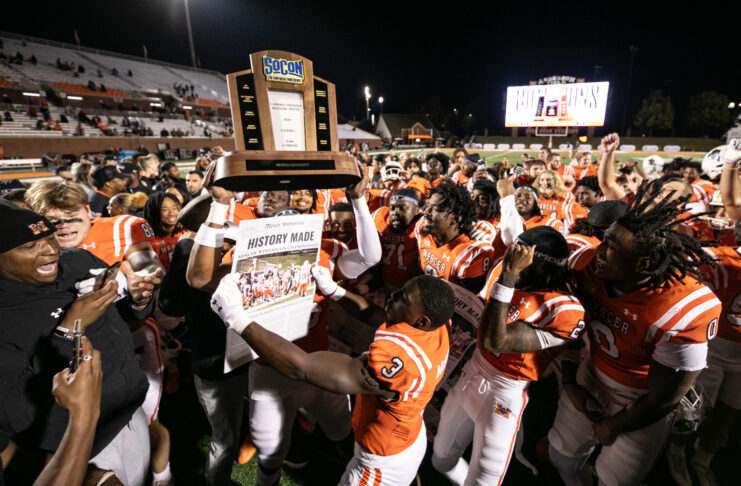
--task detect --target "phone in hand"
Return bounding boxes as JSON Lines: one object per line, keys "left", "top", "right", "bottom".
{"left": 100, "top": 261, "right": 122, "bottom": 288}
{"left": 70, "top": 319, "right": 83, "bottom": 373}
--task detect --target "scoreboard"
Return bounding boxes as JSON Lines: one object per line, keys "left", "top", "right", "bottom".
{"left": 505, "top": 82, "right": 609, "bottom": 127}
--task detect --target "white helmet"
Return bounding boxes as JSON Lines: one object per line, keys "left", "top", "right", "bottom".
{"left": 672, "top": 385, "right": 705, "bottom": 435}
{"left": 702, "top": 145, "right": 728, "bottom": 181}
{"left": 381, "top": 161, "right": 404, "bottom": 182}
{"left": 642, "top": 155, "right": 664, "bottom": 180}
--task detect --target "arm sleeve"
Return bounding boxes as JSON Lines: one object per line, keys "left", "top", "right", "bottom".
{"left": 652, "top": 341, "right": 708, "bottom": 372}
{"left": 498, "top": 195, "right": 524, "bottom": 247}
{"left": 337, "top": 196, "right": 382, "bottom": 279}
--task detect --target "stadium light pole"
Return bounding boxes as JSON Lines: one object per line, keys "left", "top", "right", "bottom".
{"left": 364, "top": 86, "right": 371, "bottom": 120}
{"left": 183, "top": 0, "right": 197, "bottom": 68}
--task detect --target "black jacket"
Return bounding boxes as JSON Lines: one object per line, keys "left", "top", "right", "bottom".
{"left": 88, "top": 190, "right": 110, "bottom": 217}
{"left": 159, "top": 238, "right": 248, "bottom": 380}
{"left": 0, "top": 249, "right": 149, "bottom": 455}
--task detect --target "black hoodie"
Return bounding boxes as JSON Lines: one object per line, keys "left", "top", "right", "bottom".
{"left": 0, "top": 248, "right": 149, "bottom": 456}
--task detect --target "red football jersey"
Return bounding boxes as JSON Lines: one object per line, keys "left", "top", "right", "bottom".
{"left": 353, "top": 321, "right": 449, "bottom": 456}
{"left": 700, "top": 246, "right": 741, "bottom": 342}
{"left": 151, "top": 230, "right": 187, "bottom": 270}
{"left": 416, "top": 220, "right": 495, "bottom": 285}
{"left": 78, "top": 215, "right": 154, "bottom": 265}
{"left": 525, "top": 214, "right": 564, "bottom": 233}
{"left": 570, "top": 247, "right": 721, "bottom": 389}
{"left": 574, "top": 164, "right": 597, "bottom": 181}
{"left": 430, "top": 176, "right": 448, "bottom": 188}
{"left": 478, "top": 263, "right": 586, "bottom": 381}
{"left": 690, "top": 178, "right": 716, "bottom": 209}
{"left": 373, "top": 207, "right": 422, "bottom": 289}
{"left": 225, "top": 201, "right": 258, "bottom": 223}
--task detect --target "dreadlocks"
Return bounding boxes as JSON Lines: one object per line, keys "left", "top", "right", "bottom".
{"left": 430, "top": 181, "right": 476, "bottom": 233}
{"left": 616, "top": 182, "right": 714, "bottom": 289}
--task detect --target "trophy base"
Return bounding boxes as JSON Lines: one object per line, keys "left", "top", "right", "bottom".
{"left": 212, "top": 151, "right": 361, "bottom": 191}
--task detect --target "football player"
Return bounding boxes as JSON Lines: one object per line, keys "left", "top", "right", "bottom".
{"left": 546, "top": 183, "right": 722, "bottom": 486}
{"left": 209, "top": 273, "right": 454, "bottom": 486}
{"left": 432, "top": 227, "right": 586, "bottom": 485}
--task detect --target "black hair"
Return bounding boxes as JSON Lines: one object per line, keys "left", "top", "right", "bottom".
{"left": 290, "top": 189, "right": 317, "bottom": 214}
{"left": 329, "top": 202, "right": 353, "bottom": 214}
{"left": 575, "top": 176, "right": 601, "bottom": 195}
{"left": 167, "top": 183, "right": 192, "bottom": 206}
{"left": 392, "top": 188, "right": 419, "bottom": 199}
{"left": 429, "top": 182, "right": 476, "bottom": 232}
{"left": 616, "top": 182, "right": 714, "bottom": 289}
{"left": 144, "top": 191, "right": 183, "bottom": 237}
{"left": 55, "top": 164, "right": 71, "bottom": 174}
{"left": 426, "top": 152, "right": 450, "bottom": 173}
{"left": 736, "top": 219, "right": 741, "bottom": 246}
{"left": 188, "top": 170, "right": 204, "bottom": 179}
{"left": 569, "top": 220, "right": 604, "bottom": 238}
{"left": 411, "top": 275, "right": 455, "bottom": 328}
{"left": 472, "top": 179, "right": 500, "bottom": 220}
{"left": 663, "top": 157, "right": 691, "bottom": 174}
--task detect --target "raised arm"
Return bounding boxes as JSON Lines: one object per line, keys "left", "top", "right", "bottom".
{"left": 597, "top": 133, "right": 626, "bottom": 200}
{"left": 719, "top": 139, "right": 741, "bottom": 222}
{"left": 210, "top": 274, "right": 394, "bottom": 399}
{"left": 496, "top": 178, "right": 524, "bottom": 247}
{"left": 186, "top": 163, "right": 233, "bottom": 291}
{"left": 337, "top": 160, "right": 382, "bottom": 278}
{"left": 481, "top": 244, "right": 552, "bottom": 353}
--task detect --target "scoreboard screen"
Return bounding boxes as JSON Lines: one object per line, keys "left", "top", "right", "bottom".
{"left": 505, "top": 82, "right": 609, "bottom": 127}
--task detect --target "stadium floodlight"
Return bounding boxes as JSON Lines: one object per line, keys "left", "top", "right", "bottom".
{"left": 730, "top": 102, "right": 736, "bottom": 109}
{"left": 67, "top": 96, "right": 83, "bottom": 101}
{"left": 22, "top": 92, "right": 40, "bottom": 97}
{"left": 378, "top": 96, "right": 384, "bottom": 115}
{"left": 364, "top": 86, "right": 371, "bottom": 120}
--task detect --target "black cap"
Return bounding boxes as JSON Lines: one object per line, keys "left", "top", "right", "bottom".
{"left": 0, "top": 200, "right": 55, "bottom": 254}
{"left": 159, "top": 161, "right": 177, "bottom": 173}
{"left": 586, "top": 200, "right": 628, "bottom": 228}
{"left": 91, "top": 165, "right": 126, "bottom": 189}
{"left": 117, "top": 162, "right": 139, "bottom": 175}
{"left": 516, "top": 226, "right": 570, "bottom": 266}
{"left": 0, "top": 179, "right": 25, "bottom": 195}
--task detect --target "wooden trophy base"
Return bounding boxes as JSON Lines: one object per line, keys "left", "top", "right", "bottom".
{"left": 212, "top": 151, "right": 361, "bottom": 191}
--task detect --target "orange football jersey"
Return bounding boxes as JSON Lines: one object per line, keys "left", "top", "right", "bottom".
{"left": 537, "top": 193, "right": 573, "bottom": 220}
{"left": 570, "top": 247, "right": 721, "bottom": 389}
{"left": 700, "top": 246, "right": 741, "bottom": 342}
{"left": 416, "top": 220, "right": 495, "bottom": 285}
{"left": 525, "top": 214, "right": 564, "bottom": 233}
{"left": 574, "top": 164, "right": 597, "bottom": 181}
{"left": 353, "top": 321, "right": 449, "bottom": 456}
{"left": 565, "top": 233, "right": 600, "bottom": 254}
{"left": 469, "top": 219, "right": 498, "bottom": 245}
{"left": 555, "top": 164, "right": 576, "bottom": 182}
{"left": 478, "top": 263, "right": 586, "bottom": 381}
{"left": 78, "top": 215, "right": 154, "bottom": 265}
{"left": 151, "top": 230, "right": 187, "bottom": 270}
{"left": 430, "top": 176, "right": 448, "bottom": 188}
{"left": 367, "top": 189, "right": 394, "bottom": 213}
{"left": 690, "top": 178, "right": 716, "bottom": 209}
{"left": 450, "top": 171, "right": 470, "bottom": 186}
{"left": 226, "top": 201, "right": 258, "bottom": 223}
{"left": 373, "top": 207, "right": 422, "bottom": 289}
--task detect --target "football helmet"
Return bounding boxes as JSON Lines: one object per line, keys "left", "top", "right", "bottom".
{"left": 672, "top": 384, "right": 704, "bottom": 435}
{"left": 642, "top": 155, "right": 664, "bottom": 180}
{"left": 381, "top": 161, "right": 404, "bottom": 182}
{"left": 702, "top": 145, "right": 728, "bottom": 181}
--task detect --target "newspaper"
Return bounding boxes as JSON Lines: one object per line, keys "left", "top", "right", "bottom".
{"left": 223, "top": 214, "right": 324, "bottom": 372}
{"left": 425, "top": 282, "right": 484, "bottom": 439}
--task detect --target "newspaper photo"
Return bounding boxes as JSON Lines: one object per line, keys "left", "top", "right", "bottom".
{"left": 224, "top": 213, "right": 324, "bottom": 372}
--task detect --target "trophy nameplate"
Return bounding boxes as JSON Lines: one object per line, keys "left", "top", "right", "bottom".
{"left": 212, "top": 50, "right": 361, "bottom": 191}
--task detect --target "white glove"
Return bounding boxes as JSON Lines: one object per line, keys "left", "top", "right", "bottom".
{"left": 210, "top": 273, "right": 251, "bottom": 334}
{"left": 75, "top": 267, "right": 127, "bottom": 301}
{"left": 724, "top": 139, "right": 741, "bottom": 165}
{"left": 310, "top": 265, "right": 346, "bottom": 300}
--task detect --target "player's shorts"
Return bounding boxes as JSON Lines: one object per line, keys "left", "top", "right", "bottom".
{"left": 698, "top": 336, "right": 741, "bottom": 409}
{"left": 130, "top": 318, "right": 164, "bottom": 424}
{"left": 339, "top": 424, "right": 427, "bottom": 486}
{"left": 547, "top": 357, "right": 673, "bottom": 486}
{"left": 432, "top": 351, "right": 528, "bottom": 485}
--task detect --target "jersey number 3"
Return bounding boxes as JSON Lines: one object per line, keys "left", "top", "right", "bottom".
{"left": 381, "top": 357, "right": 404, "bottom": 378}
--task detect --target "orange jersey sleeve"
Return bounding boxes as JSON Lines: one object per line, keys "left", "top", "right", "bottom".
{"left": 478, "top": 263, "right": 586, "bottom": 381}
{"left": 418, "top": 233, "right": 494, "bottom": 284}
{"left": 79, "top": 215, "right": 154, "bottom": 265}
{"left": 367, "top": 189, "right": 393, "bottom": 213}
{"left": 700, "top": 246, "right": 741, "bottom": 342}
{"left": 353, "top": 321, "right": 449, "bottom": 456}
{"left": 565, "top": 233, "right": 600, "bottom": 254}
{"left": 225, "top": 201, "right": 258, "bottom": 223}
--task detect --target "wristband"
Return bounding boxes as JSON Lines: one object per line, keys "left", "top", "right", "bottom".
{"left": 230, "top": 317, "right": 251, "bottom": 335}
{"left": 194, "top": 224, "right": 225, "bottom": 248}
{"left": 205, "top": 200, "right": 229, "bottom": 225}
{"left": 332, "top": 286, "right": 346, "bottom": 301}
{"left": 490, "top": 282, "right": 515, "bottom": 303}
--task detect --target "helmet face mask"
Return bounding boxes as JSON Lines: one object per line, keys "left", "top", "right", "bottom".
{"left": 643, "top": 155, "right": 664, "bottom": 180}
{"left": 381, "top": 162, "right": 403, "bottom": 182}
{"left": 672, "top": 385, "right": 704, "bottom": 435}
{"left": 702, "top": 145, "right": 727, "bottom": 181}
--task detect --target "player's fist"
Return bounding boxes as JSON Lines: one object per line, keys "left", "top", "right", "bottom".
{"left": 502, "top": 244, "right": 535, "bottom": 275}
{"left": 600, "top": 133, "right": 620, "bottom": 153}
{"left": 211, "top": 273, "right": 251, "bottom": 334}
{"left": 724, "top": 139, "right": 741, "bottom": 165}
{"left": 311, "top": 265, "right": 346, "bottom": 300}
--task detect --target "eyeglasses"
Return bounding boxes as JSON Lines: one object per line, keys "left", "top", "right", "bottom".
{"left": 47, "top": 218, "right": 83, "bottom": 226}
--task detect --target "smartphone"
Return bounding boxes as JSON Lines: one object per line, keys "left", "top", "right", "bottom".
{"left": 101, "top": 261, "right": 122, "bottom": 287}
{"left": 70, "top": 319, "right": 83, "bottom": 373}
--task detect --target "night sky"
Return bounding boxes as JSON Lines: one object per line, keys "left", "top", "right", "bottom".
{"left": 2, "top": 0, "right": 738, "bottom": 133}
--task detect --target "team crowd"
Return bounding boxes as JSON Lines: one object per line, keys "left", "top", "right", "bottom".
{"left": 0, "top": 133, "right": 740, "bottom": 486}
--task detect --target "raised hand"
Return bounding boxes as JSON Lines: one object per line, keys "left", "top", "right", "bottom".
{"left": 60, "top": 280, "right": 119, "bottom": 330}
{"left": 122, "top": 260, "right": 162, "bottom": 305}
{"left": 600, "top": 133, "right": 620, "bottom": 154}
{"left": 204, "top": 159, "right": 234, "bottom": 204}
{"left": 724, "top": 138, "right": 741, "bottom": 165}
{"left": 501, "top": 244, "right": 535, "bottom": 275}
{"left": 345, "top": 158, "right": 370, "bottom": 200}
